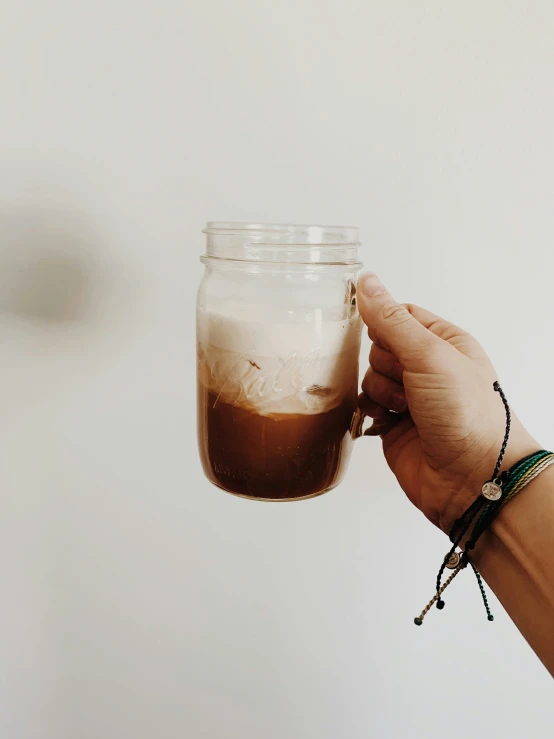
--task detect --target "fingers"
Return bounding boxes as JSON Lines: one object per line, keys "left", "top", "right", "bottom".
{"left": 362, "top": 341, "right": 409, "bottom": 437}
{"left": 364, "top": 416, "right": 402, "bottom": 437}
{"left": 369, "top": 343, "right": 403, "bottom": 382}
{"left": 357, "top": 273, "right": 441, "bottom": 370}
{"left": 358, "top": 393, "right": 390, "bottom": 419}
{"left": 357, "top": 393, "right": 404, "bottom": 437}
{"left": 361, "top": 343, "right": 408, "bottom": 436}
{"left": 361, "top": 368, "right": 408, "bottom": 413}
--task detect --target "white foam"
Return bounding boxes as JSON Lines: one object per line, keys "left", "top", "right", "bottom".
{"left": 197, "top": 302, "right": 362, "bottom": 415}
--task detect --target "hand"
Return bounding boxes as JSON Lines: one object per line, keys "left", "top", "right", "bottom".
{"left": 357, "top": 273, "right": 538, "bottom": 533}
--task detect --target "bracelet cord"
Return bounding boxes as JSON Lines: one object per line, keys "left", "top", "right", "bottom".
{"left": 414, "top": 381, "right": 554, "bottom": 626}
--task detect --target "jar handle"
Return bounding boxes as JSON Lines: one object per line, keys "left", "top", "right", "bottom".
{"left": 350, "top": 407, "right": 372, "bottom": 439}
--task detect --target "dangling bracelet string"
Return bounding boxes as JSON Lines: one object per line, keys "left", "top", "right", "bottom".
{"left": 432, "top": 381, "right": 511, "bottom": 610}
{"left": 414, "top": 381, "right": 554, "bottom": 626}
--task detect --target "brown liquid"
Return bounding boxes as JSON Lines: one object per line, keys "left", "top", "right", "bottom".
{"left": 198, "top": 386, "right": 356, "bottom": 500}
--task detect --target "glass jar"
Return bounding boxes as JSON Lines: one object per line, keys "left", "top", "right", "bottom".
{"left": 197, "top": 222, "right": 363, "bottom": 501}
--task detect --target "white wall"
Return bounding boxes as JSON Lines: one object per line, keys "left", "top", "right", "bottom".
{"left": 1, "top": 2, "right": 554, "bottom": 738}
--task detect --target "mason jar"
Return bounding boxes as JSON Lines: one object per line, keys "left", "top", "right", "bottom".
{"left": 197, "top": 222, "right": 363, "bottom": 501}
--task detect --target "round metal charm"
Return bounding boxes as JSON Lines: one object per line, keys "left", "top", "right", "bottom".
{"left": 445, "top": 551, "right": 461, "bottom": 570}
{"left": 482, "top": 480, "right": 502, "bottom": 502}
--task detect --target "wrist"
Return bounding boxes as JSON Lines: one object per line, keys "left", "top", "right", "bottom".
{"left": 440, "top": 420, "right": 538, "bottom": 536}
{"left": 462, "top": 437, "right": 548, "bottom": 568}
{"left": 487, "top": 461, "right": 554, "bottom": 551}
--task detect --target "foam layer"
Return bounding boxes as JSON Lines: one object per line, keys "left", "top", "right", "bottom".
{"left": 197, "top": 303, "right": 362, "bottom": 415}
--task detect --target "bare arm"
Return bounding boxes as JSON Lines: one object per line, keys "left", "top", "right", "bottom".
{"left": 476, "top": 465, "right": 554, "bottom": 674}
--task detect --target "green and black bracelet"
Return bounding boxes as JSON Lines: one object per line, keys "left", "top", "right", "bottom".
{"left": 414, "top": 381, "right": 554, "bottom": 626}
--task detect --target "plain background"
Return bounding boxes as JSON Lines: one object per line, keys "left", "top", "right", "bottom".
{"left": 1, "top": 1, "right": 553, "bottom": 737}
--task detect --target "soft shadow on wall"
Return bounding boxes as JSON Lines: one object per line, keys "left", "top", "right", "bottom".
{"left": 0, "top": 198, "right": 143, "bottom": 418}
{"left": 0, "top": 210, "right": 95, "bottom": 323}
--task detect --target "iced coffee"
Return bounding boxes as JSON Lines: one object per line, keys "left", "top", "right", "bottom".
{"left": 197, "top": 302, "right": 361, "bottom": 500}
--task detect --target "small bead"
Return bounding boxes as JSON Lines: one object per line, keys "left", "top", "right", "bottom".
{"left": 414, "top": 617, "right": 423, "bottom": 626}
{"left": 436, "top": 599, "right": 445, "bottom": 610}
{"left": 488, "top": 614, "right": 494, "bottom": 622}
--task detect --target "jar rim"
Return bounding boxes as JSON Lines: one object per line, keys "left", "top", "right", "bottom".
{"left": 203, "top": 221, "right": 360, "bottom": 246}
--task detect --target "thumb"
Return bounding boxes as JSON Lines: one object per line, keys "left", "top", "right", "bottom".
{"left": 357, "top": 273, "right": 440, "bottom": 369}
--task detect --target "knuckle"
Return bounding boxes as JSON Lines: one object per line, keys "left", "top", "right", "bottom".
{"left": 368, "top": 343, "right": 382, "bottom": 364}
{"left": 361, "top": 370, "right": 374, "bottom": 395}
{"left": 370, "top": 344, "right": 403, "bottom": 379}
{"left": 380, "top": 302, "right": 411, "bottom": 326}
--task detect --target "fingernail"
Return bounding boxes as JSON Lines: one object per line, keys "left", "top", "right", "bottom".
{"left": 359, "top": 273, "right": 386, "bottom": 297}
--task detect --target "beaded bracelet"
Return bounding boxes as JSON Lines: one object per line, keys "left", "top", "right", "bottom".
{"left": 414, "top": 381, "right": 554, "bottom": 626}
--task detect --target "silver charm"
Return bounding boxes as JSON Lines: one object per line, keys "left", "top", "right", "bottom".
{"left": 482, "top": 480, "right": 502, "bottom": 501}
{"left": 445, "top": 552, "right": 461, "bottom": 570}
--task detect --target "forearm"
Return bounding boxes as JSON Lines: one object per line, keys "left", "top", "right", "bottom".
{"left": 474, "top": 464, "right": 554, "bottom": 676}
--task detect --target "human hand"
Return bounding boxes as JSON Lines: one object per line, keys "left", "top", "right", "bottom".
{"left": 357, "top": 273, "right": 538, "bottom": 533}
